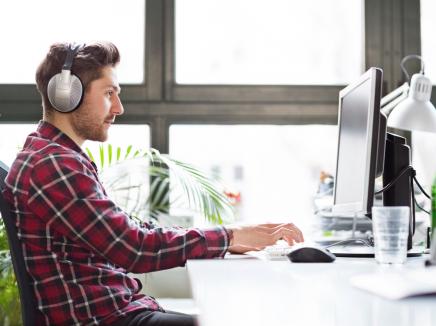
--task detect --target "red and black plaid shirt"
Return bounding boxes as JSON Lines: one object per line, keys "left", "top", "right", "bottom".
{"left": 3, "top": 121, "right": 230, "bottom": 325}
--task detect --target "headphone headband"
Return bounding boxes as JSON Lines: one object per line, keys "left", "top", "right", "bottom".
{"left": 62, "top": 44, "right": 82, "bottom": 70}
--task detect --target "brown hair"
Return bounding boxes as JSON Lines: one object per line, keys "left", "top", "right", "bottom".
{"left": 35, "top": 42, "right": 120, "bottom": 114}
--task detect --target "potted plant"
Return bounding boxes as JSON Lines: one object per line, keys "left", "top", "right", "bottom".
{"left": 0, "top": 219, "right": 21, "bottom": 326}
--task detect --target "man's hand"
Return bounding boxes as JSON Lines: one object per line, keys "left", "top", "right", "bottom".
{"left": 227, "top": 223, "right": 304, "bottom": 254}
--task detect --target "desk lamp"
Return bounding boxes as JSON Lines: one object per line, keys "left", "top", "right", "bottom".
{"left": 381, "top": 55, "right": 436, "bottom": 133}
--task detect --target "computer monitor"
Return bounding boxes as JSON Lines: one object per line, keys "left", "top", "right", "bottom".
{"left": 329, "top": 67, "right": 418, "bottom": 255}
{"left": 332, "top": 67, "right": 384, "bottom": 218}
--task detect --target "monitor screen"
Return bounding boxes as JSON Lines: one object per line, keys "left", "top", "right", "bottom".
{"left": 332, "top": 67, "right": 383, "bottom": 217}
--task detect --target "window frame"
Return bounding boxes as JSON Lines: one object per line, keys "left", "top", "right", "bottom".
{"left": 0, "top": 0, "right": 424, "bottom": 154}
{"left": 0, "top": 0, "right": 160, "bottom": 120}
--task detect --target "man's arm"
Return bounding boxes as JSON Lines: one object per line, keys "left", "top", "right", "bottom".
{"left": 27, "top": 154, "right": 230, "bottom": 273}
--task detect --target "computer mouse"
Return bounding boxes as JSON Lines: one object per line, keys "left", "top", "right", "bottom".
{"left": 287, "top": 246, "right": 336, "bottom": 263}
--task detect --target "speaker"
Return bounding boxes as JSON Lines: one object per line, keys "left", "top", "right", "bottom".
{"left": 47, "top": 44, "right": 84, "bottom": 113}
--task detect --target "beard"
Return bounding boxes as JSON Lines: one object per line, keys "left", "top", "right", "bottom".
{"left": 70, "top": 105, "right": 112, "bottom": 142}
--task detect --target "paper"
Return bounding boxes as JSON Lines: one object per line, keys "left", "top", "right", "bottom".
{"left": 350, "top": 266, "right": 436, "bottom": 300}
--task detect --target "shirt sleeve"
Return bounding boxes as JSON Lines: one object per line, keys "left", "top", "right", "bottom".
{"left": 27, "top": 153, "right": 230, "bottom": 273}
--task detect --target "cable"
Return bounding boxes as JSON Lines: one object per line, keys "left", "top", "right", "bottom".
{"left": 412, "top": 174, "right": 431, "bottom": 216}
{"left": 411, "top": 174, "right": 416, "bottom": 234}
{"left": 375, "top": 165, "right": 414, "bottom": 195}
{"left": 326, "top": 164, "right": 431, "bottom": 249}
{"left": 373, "top": 165, "right": 432, "bottom": 232}
{"left": 413, "top": 175, "right": 431, "bottom": 199}
{"left": 376, "top": 163, "right": 431, "bottom": 203}
{"left": 412, "top": 174, "right": 431, "bottom": 217}
{"left": 325, "top": 238, "right": 373, "bottom": 249}
{"left": 415, "top": 196, "right": 430, "bottom": 215}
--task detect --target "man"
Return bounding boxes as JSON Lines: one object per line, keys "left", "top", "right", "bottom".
{"left": 3, "top": 42, "right": 304, "bottom": 325}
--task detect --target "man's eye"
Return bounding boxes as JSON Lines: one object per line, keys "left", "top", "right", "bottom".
{"left": 107, "top": 91, "right": 113, "bottom": 97}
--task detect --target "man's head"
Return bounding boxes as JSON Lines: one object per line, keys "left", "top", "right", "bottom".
{"left": 36, "top": 42, "right": 123, "bottom": 144}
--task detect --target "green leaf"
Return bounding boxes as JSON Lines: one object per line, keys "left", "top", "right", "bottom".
{"left": 85, "top": 148, "right": 95, "bottom": 163}
{"left": 99, "top": 145, "right": 105, "bottom": 169}
{"left": 124, "top": 145, "right": 132, "bottom": 160}
{"left": 116, "top": 147, "right": 121, "bottom": 162}
{"left": 108, "top": 144, "right": 113, "bottom": 166}
{"left": 133, "top": 149, "right": 141, "bottom": 158}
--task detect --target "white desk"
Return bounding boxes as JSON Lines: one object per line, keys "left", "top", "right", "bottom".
{"left": 187, "top": 255, "right": 436, "bottom": 326}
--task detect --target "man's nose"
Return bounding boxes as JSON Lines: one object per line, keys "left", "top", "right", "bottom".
{"left": 112, "top": 94, "right": 124, "bottom": 116}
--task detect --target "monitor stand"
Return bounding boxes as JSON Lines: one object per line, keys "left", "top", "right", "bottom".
{"left": 350, "top": 212, "right": 358, "bottom": 239}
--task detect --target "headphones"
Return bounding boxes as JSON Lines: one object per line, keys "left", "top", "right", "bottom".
{"left": 47, "top": 43, "right": 84, "bottom": 113}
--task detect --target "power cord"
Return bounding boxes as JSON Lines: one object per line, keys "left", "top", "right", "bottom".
{"left": 415, "top": 197, "right": 430, "bottom": 215}
{"left": 412, "top": 174, "right": 431, "bottom": 199}
{"left": 374, "top": 165, "right": 414, "bottom": 195}
{"left": 375, "top": 165, "right": 431, "bottom": 217}
{"left": 325, "top": 237, "right": 374, "bottom": 249}
{"left": 412, "top": 173, "right": 431, "bottom": 215}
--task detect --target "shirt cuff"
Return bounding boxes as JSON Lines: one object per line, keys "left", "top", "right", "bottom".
{"left": 202, "top": 226, "right": 231, "bottom": 258}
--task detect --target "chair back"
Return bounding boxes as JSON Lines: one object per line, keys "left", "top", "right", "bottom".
{"left": 0, "top": 161, "right": 38, "bottom": 326}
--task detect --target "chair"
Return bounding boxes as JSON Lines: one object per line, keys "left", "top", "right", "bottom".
{"left": 0, "top": 161, "right": 38, "bottom": 326}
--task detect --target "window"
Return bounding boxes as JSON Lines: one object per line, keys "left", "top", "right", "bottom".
{"left": 0, "top": 0, "right": 145, "bottom": 84}
{"left": 170, "top": 125, "right": 337, "bottom": 231}
{"left": 421, "top": 0, "right": 436, "bottom": 83}
{"left": 0, "top": 124, "right": 38, "bottom": 166}
{"left": 176, "top": 0, "right": 363, "bottom": 85}
{"left": 0, "top": 2, "right": 426, "bottom": 229}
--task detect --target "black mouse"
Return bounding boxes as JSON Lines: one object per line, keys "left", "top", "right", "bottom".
{"left": 287, "top": 246, "right": 336, "bottom": 263}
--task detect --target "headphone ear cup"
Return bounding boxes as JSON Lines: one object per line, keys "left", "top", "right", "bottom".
{"left": 47, "top": 72, "right": 83, "bottom": 113}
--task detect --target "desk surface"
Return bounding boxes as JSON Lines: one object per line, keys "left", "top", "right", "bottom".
{"left": 187, "top": 255, "right": 436, "bottom": 326}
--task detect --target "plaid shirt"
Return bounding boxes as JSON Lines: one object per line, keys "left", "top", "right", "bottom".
{"left": 3, "top": 121, "right": 230, "bottom": 325}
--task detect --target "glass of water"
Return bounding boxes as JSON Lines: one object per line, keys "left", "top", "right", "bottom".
{"left": 372, "top": 206, "right": 410, "bottom": 264}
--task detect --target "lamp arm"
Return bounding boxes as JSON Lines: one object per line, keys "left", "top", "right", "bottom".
{"left": 381, "top": 82, "right": 409, "bottom": 107}
{"left": 380, "top": 82, "right": 410, "bottom": 116}
{"left": 381, "top": 92, "right": 409, "bottom": 116}
{"left": 401, "top": 55, "right": 425, "bottom": 80}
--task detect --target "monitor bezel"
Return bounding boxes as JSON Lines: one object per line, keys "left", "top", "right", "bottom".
{"left": 332, "top": 67, "right": 383, "bottom": 218}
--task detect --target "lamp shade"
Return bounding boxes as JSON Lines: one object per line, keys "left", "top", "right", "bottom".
{"left": 388, "top": 73, "right": 436, "bottom": 133}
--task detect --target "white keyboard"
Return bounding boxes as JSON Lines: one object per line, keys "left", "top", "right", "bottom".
{"left": 262, "top": 241, "right": 322, "bottom": 260}
{"left": 263, "top": 242, "right": 295, "bottom": 260}
{"left": 263, "top": 246, "right": 294, "bottom": 260}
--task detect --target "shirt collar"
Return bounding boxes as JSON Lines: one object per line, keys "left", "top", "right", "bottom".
{"left": 35, "top": 120, "right": 95, "bottom": 166}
